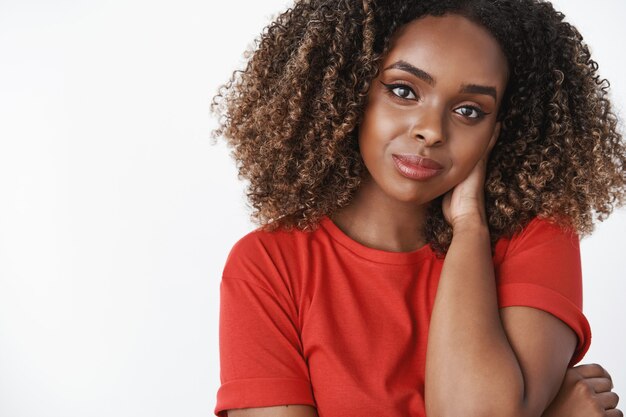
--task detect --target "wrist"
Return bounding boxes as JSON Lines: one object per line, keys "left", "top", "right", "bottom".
{"left": 450, "top": 213, "right": 489, "bottom": 234}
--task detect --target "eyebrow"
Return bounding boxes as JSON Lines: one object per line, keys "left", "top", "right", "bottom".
{"left": 383, "top": 60, "right": 498, "bottom": 101}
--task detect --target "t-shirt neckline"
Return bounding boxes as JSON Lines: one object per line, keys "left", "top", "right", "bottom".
{"left": 318, "top": 215, "right": 434, "bottom": 265}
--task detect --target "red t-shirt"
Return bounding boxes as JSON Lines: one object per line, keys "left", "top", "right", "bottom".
{"left": 214, "top": 215, "right": 591, "bottom": 417}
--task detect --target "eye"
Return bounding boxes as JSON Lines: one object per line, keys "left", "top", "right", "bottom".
{"left": 454, "top": 105, "right": 487, "bottom": 120}
{"left": 381, "top": 82, "right": 418, "bottom": 100}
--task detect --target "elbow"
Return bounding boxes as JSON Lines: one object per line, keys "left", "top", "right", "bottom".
{"left": 425, "top": 376, "right": 543, "bottom": 417}
{"left": 433, "top": 409, "right": 526, "bottom": 417}
{"left": 428, "top": 400, "right": 533, "bottom": 417}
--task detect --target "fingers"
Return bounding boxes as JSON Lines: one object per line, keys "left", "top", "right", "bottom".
{"left": 596, "top": 391, "right": 621, "bottom": 410}
{"left": 606, "top": 408, "right": 624, "bottom": 417}
{"left": 584, "top": 377, "right": 615, "bottom": 393}
{"left": 574, "top": 363, "right": 614, "bottom": 387}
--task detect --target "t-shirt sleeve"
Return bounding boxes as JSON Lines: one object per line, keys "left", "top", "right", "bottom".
{"left": 214, "top": 234, "right": 315, "bottom": 416}
{"left": 495, "top": 217, "right": 591, "bottom": 367}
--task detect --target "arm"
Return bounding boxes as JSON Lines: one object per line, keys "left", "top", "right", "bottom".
{"left": 223, "top": 364, "right": 621, "bottom": 417}
{"left": 227, "top": 405, "right": 319, "bottom": 417}
{"left": 222, "top": 365, "right": 621, "bottom": 417}
{"left": 425, "top": 218, "right": 576, "bottom": 417}
{"left": 425, "top": 127, "right": 580, "bottom": 417}
{"left": 222, "top": 364, "right": 620, "bottom": 417}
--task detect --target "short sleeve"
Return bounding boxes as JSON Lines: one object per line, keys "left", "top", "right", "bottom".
{"left": 495, "top": 217, "right": 592, "bottom": 367}
{"left": 214, "top": 274, "right": 315, "bottom": 416}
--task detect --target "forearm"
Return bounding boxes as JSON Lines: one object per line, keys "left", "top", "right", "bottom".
{"left": 425, "top": 217, "right": 526, "bottom": 417}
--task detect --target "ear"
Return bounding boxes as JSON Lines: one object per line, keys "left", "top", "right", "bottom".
{"left": 486, "top": 121, "right": 501, "bottom": 154}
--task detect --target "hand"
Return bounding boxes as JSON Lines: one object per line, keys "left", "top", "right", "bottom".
{"left": 442, "top": 123, "right": 500, "bottom": 230}
{"left": 541, "top": 363, "right": 622, "bottom": 417}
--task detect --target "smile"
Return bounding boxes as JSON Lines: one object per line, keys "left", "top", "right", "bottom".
{"left": 392, "top": 154, "right": 444, "bottom": 180}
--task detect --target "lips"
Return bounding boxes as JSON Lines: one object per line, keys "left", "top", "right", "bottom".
{"left": 392, "top": 155, "right": 443, "bottom": 181}
{"left": 391, "top": 154, "right": 443, "bottom": 170}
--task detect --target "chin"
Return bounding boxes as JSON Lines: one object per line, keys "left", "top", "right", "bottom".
{"left": 386, "top": 184, "right": 437, "bottom": 206}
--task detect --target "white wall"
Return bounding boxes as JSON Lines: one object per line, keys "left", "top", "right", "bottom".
{"left": 0, "top": 1, "right": 623, "bottom": 416}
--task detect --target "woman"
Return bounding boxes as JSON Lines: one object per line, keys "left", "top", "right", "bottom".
{"left": 211, "top": 1, "right": 625, "bottom": 416}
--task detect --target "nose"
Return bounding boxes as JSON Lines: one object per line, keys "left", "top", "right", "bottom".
{"left": 410, "top": 108, "right": 445, "bottom": 147}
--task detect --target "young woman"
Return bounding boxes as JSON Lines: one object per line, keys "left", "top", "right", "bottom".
{"left": 211, "top": 1, "right": 625, "bottom": 416}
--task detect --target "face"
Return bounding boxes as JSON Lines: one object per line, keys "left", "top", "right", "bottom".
{"left": 358, "top": 13, "right": 509, "bottom": 205}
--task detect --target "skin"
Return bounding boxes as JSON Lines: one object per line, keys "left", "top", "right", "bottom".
{"left": 225, "top": 13, "right": 621, "bottom": 417}
{"left": 330, "top": 14, "right": 507, "bottom": 253}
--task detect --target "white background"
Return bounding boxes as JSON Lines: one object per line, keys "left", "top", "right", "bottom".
{"left": 0, "top": 1, "right": 624, "bottom": 416}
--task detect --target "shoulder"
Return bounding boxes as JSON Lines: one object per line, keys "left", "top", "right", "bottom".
{"left": 493, "top": 216, "right": 579, "bottom": 264}
{"left": 493, "top": 216, "right": 584, "bottom": 308}
{"left": 224, "top": 224, "right": 311, "bottom": 269}
{"left": 221, "top": 221, "right": 326, "bottom": 292}
{"left": 223, "top": 226, "right": 292, "bottom": 276}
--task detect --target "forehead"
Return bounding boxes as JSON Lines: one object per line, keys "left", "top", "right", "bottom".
{"left": 384, "top": 14, "right": 509, "bottom": 92}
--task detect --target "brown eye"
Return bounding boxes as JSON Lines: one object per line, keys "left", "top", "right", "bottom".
{"left": 454, "top": 105, "right": 486, "bottom": 119}
{"left": 391, "top": 85, "right": 416, "bottom": 99}
{"left": 381, "top": 82, "right": 418, "bottom": 100}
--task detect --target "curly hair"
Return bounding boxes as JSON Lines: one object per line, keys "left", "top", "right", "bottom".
{"left": 210, "top": 0, "right": 626, "bottom": 255}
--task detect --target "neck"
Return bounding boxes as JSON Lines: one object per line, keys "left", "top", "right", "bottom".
{"left": 330, "top": 175, "right": 430, "bottom": 253}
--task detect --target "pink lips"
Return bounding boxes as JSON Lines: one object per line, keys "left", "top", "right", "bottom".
{"left": 392, "top": 154, "right": 444, "bottom": 180}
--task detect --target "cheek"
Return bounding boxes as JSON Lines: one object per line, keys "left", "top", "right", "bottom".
{"left": 450, "top": 133, "right": 492, "bottom": 173}
{"left": 358, "top": 101, "right": 406, "bottom": 150}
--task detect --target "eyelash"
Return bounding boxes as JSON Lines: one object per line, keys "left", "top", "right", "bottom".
{"left": 380, "top": 81, "right": 489, "bottom": 120}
